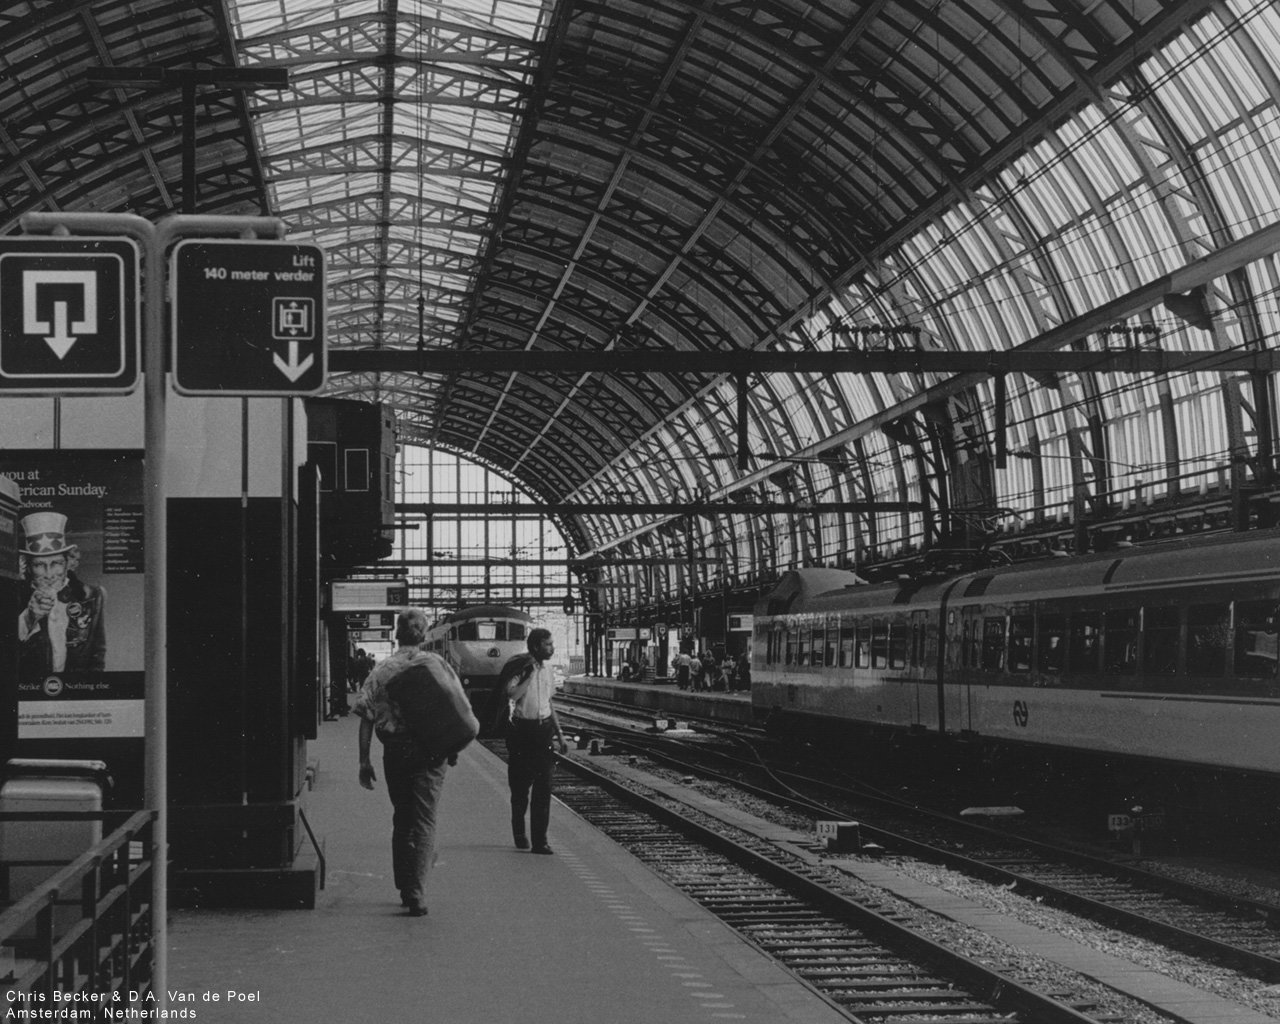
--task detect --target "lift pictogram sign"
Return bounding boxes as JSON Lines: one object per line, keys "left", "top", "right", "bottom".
{"left": 172, "top": 239, "right": 326, "bottom": 396}
{"left": 0, "top": 237, "right": 140, "bottom": 394}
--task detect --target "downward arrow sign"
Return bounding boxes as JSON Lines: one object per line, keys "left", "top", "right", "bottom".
{"left": 273, "top": 340, "right": 314, "bottom": 382}
{"left": 43, "top": 302, "right": 78, "bottom": 359}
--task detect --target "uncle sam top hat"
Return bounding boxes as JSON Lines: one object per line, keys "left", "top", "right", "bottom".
{"left": 20, "top": 512, "right": 78, "bottom": 557}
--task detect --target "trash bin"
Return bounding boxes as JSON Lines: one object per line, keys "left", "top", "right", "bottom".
{"left": 0, "top": 758, "right": 111, "bottom": 934}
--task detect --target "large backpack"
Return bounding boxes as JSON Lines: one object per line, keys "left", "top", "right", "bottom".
{"left": 385, "top": 653, "right": 480, "bottom": 761}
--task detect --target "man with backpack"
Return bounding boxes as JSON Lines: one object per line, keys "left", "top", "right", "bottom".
{"left": 497, "top": 628, "right": 567, "bottom": 854}
{"left": 355, "top": 608, "right": 476, "bottom": 916}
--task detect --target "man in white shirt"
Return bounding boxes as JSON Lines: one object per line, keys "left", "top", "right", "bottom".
{"left": 501, "top": 628, "right": 567, "bottom": 854}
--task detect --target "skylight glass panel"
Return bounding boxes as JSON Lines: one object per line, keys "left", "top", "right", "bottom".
{"left": 229, "top": 0, "right": 549, "bottom": 353}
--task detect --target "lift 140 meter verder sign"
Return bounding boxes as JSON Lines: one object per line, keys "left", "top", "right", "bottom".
{"left": 172, "top": 239, "right": 326, "bottom": 396}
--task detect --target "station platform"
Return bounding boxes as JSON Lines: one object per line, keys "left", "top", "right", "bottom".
{"left": 562, "top": 675, "right": 756, "bottom": 726}
{"left": 165, "top": 713, "right": 848, "bottom": 1024}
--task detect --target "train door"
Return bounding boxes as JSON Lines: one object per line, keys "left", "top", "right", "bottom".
{"left": 910, "top": 610, "right": 931, "bottom": 728}
{"left": 935, "top": 578, "right": 966, "bottom": 737}
{"left": 951, "top": 604, "right": 982, "bottom": 735}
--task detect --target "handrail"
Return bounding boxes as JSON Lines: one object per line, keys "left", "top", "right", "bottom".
{"left": 0, "top": 809, "right": 156, "bottom": 1002}
{"left": 0, "top": 810, "right": 152, "bottom": 940}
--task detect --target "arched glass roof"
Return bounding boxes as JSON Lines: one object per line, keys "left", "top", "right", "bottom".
{"left": 4, "top": 0, "right": 1280, "bottom": 609}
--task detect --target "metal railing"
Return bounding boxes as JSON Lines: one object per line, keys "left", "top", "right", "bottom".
{"left": 0, "top": 810, "right": 156, "bottom": 1011}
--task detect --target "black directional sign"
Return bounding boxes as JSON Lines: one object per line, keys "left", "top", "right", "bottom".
{"left": 172, "top": 239, "right": 326, "bottom": 396}
{"left": 0, "top": 237, "right": 140, "bottom": 394}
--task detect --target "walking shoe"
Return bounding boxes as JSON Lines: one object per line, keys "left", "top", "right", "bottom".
{"left": 531, "top": 845, "right": 554, "bottom": 855}
{"left": 514, "top": 835, "right": 530, "bottom": 850}
{"left": 407, "top": 905, "right": 429, "bottom": 917}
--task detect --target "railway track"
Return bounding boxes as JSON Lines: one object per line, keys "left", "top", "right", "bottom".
{"left": 486, "top": 738, "right": 1126, "bottom": 1024}
{"left": 553, "top": 699, "right": 1280, "bottom": 983}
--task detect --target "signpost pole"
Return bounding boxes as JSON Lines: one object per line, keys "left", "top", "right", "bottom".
{"left": 142, "top": 220, "right": 168, "bottom": 1009}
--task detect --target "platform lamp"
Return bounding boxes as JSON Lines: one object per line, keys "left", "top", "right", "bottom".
{"left": 84, "top": 66, "right": 290, "bottom": 214}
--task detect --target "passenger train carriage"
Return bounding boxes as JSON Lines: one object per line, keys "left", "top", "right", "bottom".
{"left": 752, "top": 528, "right": 1280, "bottom": 830}
{"left": 424, "top": 604, "right": 532, "bottom": 729}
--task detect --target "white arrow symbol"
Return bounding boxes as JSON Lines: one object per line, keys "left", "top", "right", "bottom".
{"left": 23, "top": 270, "right": 98, "bottom": 359}
{"left": 44, "top": 303, "right": 78, "bottom": 358}
{"left": 273, "top": 340, "right": 314, "bottom": 382}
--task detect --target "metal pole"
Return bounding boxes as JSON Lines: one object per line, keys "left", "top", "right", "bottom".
{"left": 182, "top": 80, "right": 197, "bottom": 215}
{"left": 143, "top": 222, "right": 168, "bottom": 1011}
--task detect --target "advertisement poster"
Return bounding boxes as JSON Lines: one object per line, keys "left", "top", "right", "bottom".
{"left": 0, "top": 451, "right": 144, "bottom": 739}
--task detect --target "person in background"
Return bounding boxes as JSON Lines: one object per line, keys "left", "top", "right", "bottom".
{"left": 699, "top": 649, "right": 719, "bottom": 692}
{"left": 734, "top": 650, "right": 752, "bottom": 692}
{"left": 354, "top": 608, "right": 452, "bottom": 916}
{"left": 500, "top": 628, "right": 568, "bottom": 854}
{"left": 672, "top": 649, "right": 692, "bottom": 690}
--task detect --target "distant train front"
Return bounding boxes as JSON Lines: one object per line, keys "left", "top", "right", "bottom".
{"left": 424, "top": 604, "right": 532, "bottom": 729}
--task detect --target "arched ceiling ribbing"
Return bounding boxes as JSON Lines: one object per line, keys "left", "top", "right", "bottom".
{"left": 5, "top": 0, "right": 1280, "bottom": 604}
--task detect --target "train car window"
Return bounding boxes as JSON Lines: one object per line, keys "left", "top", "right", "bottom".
{"left": 1142, "top": 606, "right": 1179, "bottom": 676}
{"left": 855, "top": 624, "right": 871, "bottom": 668}
{"left": 825, "top": 630, "right": 839, "bottom": 667}
{"left": 810, "top": 626, "right": 826, "bottom": 666}
{"left": 888, "top": 622, "right": 908, "bottom": 668}
{"left": 839, "top": 624, "right": 856, "bottom": 668}
{"left": 871, "top": 621, "right": 889, "bottom": 669}
{"left": 476, "top": 621, "right": 498, "bottom": 641}
{"left": 1069, "top": 613, "right": 1100, "bottom": 674}
{"left": 1008, "top": 615, "right": 1032, "bottom": 672}
{"left": 981, "top": 617, "right": 1005, "bottom": 671}
{"left": 1103, "top": 609, "right": 1139, "bottom": 676}
{"left": 1187, "top": 603, "right": 1229, "bottom": 677}
{"left": 1234, "top": 600, "right": 1279, "bottom": 682}
{"left": 961, "top": 618, "right": 978, "bottom": 669}
{"left": 508, "top": 623, "right": 526, "bottom": 641}
{"left": 1037, "top": 613, "right": 1066, "bottom": 673}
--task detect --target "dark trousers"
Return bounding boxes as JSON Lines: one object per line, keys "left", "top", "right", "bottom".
{"left": 507, "top": 718, "right": 555, "bottom": 845}
{"left": 381, "top": 735, "right": 448, "bottom": 908}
